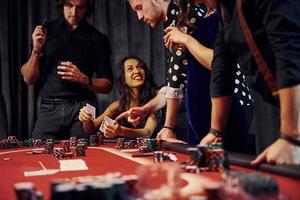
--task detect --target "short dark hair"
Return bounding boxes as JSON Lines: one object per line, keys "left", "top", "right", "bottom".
{"left": 56, "top": 0, "right": 94, "bottom": 17}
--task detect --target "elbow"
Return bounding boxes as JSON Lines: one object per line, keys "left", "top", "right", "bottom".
{"left": 144, "top": 128, "right": 152, "bottom": 138}
{"left": 23, "top": 76, "right": 36, "bottom": 85}
{"left": 94, "top": 80, "right": 113, "bottom": 94}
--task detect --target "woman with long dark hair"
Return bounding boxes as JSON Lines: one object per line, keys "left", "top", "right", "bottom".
{"left": 79, "top": 55, "right": 159, "bottom": 138}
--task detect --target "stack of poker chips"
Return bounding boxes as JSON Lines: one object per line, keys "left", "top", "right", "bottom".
{"left": 0, "top": 140, "right": 5, "bottom": 149}
{"left": 78, "top": 138, "right": 88, "bottom": 149}
{"left": 124, "top": 140, "right": 137, "bottom": 149}
{"left": 139, "top": 138, "right": 162, "bottom": 152}
{"left": 76, "top": 143, "right": 86, "bottom": 157}
{"left": 69, "top": 137, "right": 77, "bottom": 147}
{"left": 32, "top": 139, "right": 42, "bottom": 148}
{"left": 153, "top": 151, "right": 164, "bottom": 163}
{"left": 23, "top": 139, "right": 33, "bottom": 147}
{"left": 146, "top": 139, "right": 156, "bottom": 152}
{"left": 153, "top": 151, "right": 178, "bottom": 163}
{"left": 225, "top": 171, "right": 279, "bottom": 197}
{"left": 181, "top": 143, "right": 227, "bottom": 173}
{"left": 136, "top": 137, "right": 145, "bottom": 148}
{"left": 205, "top": 149, "right": 225, "bottom": 172}
{"left": 7, "top": 135, "right": 17, "bottom": 141}
{"left": 116, "top": 138, "right": 125, "bottom": 149}
{"left": 50, "top": 173, "right": 139, "bottom": 200}
{"left": 14, "top": 182, "right": 37, "bottom": 200}
{"left": 96, "top": 132, "right": 105, "bottom": 145}
{"left": 6, "top": 136, "right": 18, "bottom": 149}
{"left": 89, "top": 135, "right": 97, "bottom": 146}
{"left": 61, "top": 140, "right": 70, "bottom": 152}
{"left": 53, "top": 147, "right": 66, "bottom": 159}
{"left": 44, "top": 141, "right": 54, "bottom": 154}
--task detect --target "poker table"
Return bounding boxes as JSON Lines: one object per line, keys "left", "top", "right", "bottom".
{"left": 1, "top": 141, "right": 300, "bottom": 200}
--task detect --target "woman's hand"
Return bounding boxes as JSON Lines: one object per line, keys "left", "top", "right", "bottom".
{"left": 103, "top": 121, "right": 121, "bottom": 138}
{"left": 163, "top": 26, "right": 190, "bottom": 49}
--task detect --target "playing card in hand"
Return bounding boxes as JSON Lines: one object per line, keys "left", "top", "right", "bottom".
{"left": 99, "top": 116, "right": 115, "bottom": 132}
{"left": 85, "top": 103, "right": 96, "bottom": 120}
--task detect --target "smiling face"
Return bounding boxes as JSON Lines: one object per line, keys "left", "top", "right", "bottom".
{"left": 128, "top": 0, "right": 165, "bottom": 27}
{"left": 123, "top": 58, "right": 146, "bottom": 89}
{"left": 63, "top": 0, "right": 87, "bottom": 29}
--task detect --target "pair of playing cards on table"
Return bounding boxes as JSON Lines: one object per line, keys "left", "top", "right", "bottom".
{"left": 85, "top": 103, "right": 115, "bottom": 132}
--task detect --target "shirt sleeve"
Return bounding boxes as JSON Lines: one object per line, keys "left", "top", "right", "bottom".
{"left": 258, "top": 0, "right": 300, "bottom": 88}
{"left": 210, "top": 21, "right": 236, "bottom": 97}
{"left": 93, "top": 34, "right": 113, "bottom": 82}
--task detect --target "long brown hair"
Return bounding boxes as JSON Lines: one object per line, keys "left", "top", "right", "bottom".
{"left": 116, "top": 56, "right": 158, "bottom": 114}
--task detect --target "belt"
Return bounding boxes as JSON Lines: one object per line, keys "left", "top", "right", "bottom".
{"left": 40, "top": 98, "right": 66, "bottom": 105}
{"left": 40, "top": 96, "right": 89, "bottom": 105}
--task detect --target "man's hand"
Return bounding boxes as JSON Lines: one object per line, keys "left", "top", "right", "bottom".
{"left": 156, "top": 128, "right": 186, "bottom": 144}
{"left": 57, "top": 62, "right": 89, "bottom": 84}
{"left": 251, "top": 139, "right": 300, "bottom": 166}
{"left": 78, "top": 106, "right": 93, "bottom": 123}
{"left": 198, "top": 133, "right": 217, "bottom": 146}
{"left": 115, "top": 106, "right": 149, "bottom": 127}
{"left": 32, "top": 25, "right": 47, "bottom": 53}
{"left": 103, "top": 122, "right": 120, "bottom": 138}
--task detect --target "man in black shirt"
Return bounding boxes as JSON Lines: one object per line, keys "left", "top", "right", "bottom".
{"left": 21, "top": 0, "right": 113, "bottom": 139}
{"left": 199, "top": 0, "right": 300, "bottom": 165}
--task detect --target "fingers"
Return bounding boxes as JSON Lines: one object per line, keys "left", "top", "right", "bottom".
{"left": 57, "top": 63, "right": 84, "bottom": 82}
{"left": 115, "top": 111, "right": 128, "bottom": 122}
{"left": 79, "top": 107, "right": 93, "bottom": 122}
{"left": 164, "top": 26, "right": 175, "bottom": 33}
{"left": 165, "top": 138, "right": 186, "bottom": 144}
{"left": 251, "top": 148, "right": 268, "bottom": 166}
{"left": 127, "top": 116, "right": 141, "bottom": 127}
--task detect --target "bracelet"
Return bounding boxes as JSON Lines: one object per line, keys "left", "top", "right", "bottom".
{"left": 162, "top": 125, "right": 175, "bottom": 132}
{"left": 32, "top": 49, "right": 44, "bottom": 58}
{"left": 280, "top": 132, "right": 300, "bottom": 147}
{"left": 209, "top": 128, "right": 223, "bottom": 137}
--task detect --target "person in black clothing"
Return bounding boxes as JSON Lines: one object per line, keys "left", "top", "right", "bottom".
{"left": 21, "top": 0, "right": 113, "bottom": 140}
{"left": 199, "top": 0, "right": 300, "bottom": 165}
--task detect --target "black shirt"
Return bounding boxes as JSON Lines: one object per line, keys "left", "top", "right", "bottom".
{"left": 39, "top": 17, "right": 113, "bottom": 98}
{"left": 211, "top": 0, "right": 300, "bottom": 103}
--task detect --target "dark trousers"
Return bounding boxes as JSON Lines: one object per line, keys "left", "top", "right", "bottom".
{"left": 32, "top": 96, "right": 96, "bottom": 140}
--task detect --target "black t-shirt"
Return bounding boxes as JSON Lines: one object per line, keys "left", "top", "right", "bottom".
{"left": 38, "top": 17, "right": 113, "bottom": 98}
{"left": 211, "top": 0, "right": 300, "bottom": 104}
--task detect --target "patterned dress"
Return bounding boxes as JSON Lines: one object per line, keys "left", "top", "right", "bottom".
{"left": 164, "top": 1, "right": 253, "bottom": 151}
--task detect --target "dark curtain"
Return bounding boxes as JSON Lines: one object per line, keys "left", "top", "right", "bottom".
{"left": 0, "top": 0, "right": 166, "bottom": 139}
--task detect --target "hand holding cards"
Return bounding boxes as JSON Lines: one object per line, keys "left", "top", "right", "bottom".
{"left": 99, "top": 116, "right": 115, "bottom": 133}
{"left": 85, "top": 103, "right": 96, "bottom": 120}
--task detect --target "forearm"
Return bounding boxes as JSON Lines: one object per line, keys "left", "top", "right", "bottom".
{"left": 21, "top": 51, "right": 41, "bottom": 85}
{"left": 210, "top": 95, "right": 232, "bottom": 131}
{"left": 184, "top": 35, "right": 213, "bottom": 70}
{"left": 90, "top": 78, "right": 112, "bottom": 94}
{"left": 164, "top": 98, "right": 181, "bottom": 128}
{"left": 82, "top": 120, "right": 98, "bottom": 134}
{"left": 279, "top": 84, "right": 300, "bottom": 137}
{"left": 119, "top": 126, "right": 153, "bottom": 138}
{"left": 143, "top": 91, "right": 167, "bottom": 114}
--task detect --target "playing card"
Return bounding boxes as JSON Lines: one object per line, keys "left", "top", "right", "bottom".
{"left": 86, "top": 103, "right": 96, "bottom": 120}
{"left": 99, "top": 116, "right": 115, "bottom": 132}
